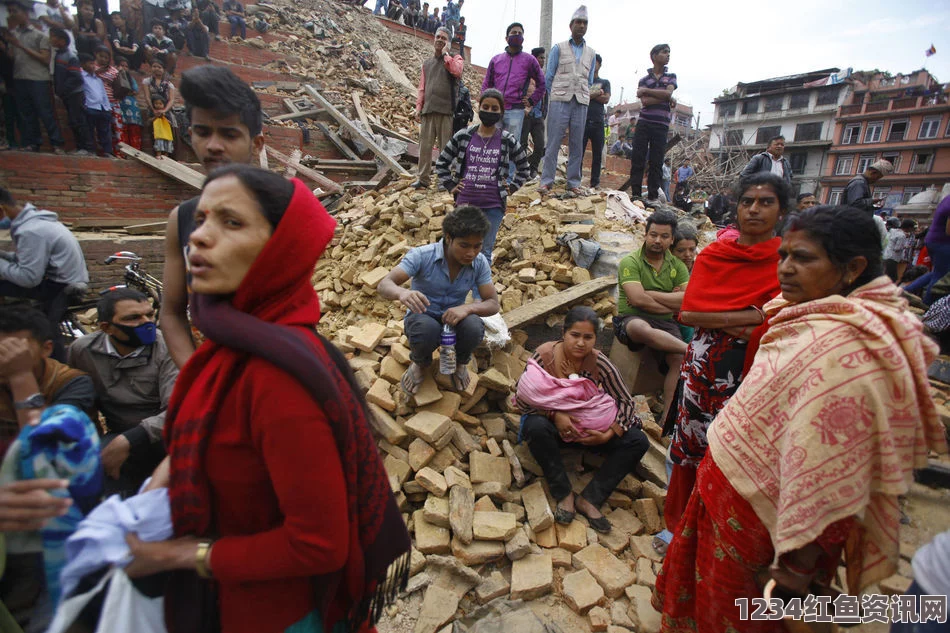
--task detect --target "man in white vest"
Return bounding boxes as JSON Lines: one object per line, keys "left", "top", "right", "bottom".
{"left": 538, "top": 5, "right": 595, "bottom": 196}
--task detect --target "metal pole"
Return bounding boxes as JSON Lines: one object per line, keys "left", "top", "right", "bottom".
{"left": 540, "top": 0, "right": 553, "bottom": 51}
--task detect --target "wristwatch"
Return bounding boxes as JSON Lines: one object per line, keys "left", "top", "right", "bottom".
{"left": 13, "top": 393, "right": 45, "bottom": 410}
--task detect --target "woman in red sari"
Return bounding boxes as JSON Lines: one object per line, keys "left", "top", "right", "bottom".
{"left": 653, "top": 206, "right": 947, "bottom": 633}
{"left": 124, "top": 166, "right": 410, "bottom": 633}
{"left": 664, "top": 173, "right": 787, "bottom": 532}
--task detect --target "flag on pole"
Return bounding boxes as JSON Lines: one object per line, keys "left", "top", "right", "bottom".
{"left": 926, "top": 44, "right": 937, "bottom": 57}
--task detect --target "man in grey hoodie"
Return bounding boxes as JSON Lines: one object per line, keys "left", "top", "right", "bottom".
{"left": 0, "top": 186, "right": 89, "bottom": 360}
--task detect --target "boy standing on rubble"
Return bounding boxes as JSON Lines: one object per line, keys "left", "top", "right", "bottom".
{"left": 624, "top": 43, "right": 676, "bottom": 202}
{"left": 159, "top": 66, "right": 264, "bottom": 367}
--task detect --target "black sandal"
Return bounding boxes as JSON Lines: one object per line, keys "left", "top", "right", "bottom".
{"left": 586, "top": 514, "right": 612, "bottom": 534}
{"left": 554, "top": 507, "right": 575, "bottom": 525}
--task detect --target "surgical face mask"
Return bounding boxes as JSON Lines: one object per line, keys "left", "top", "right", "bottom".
{"left": 111, "top": 321, "right": 157, "bottom": 348}
{"left": 506, "top": 34, "right": 524, "bottom": 48}
{"left": 478, "top": 110, "right": 501, "bottom": 127}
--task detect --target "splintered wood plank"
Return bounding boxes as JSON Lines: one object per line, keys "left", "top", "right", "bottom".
{"left": 264, "top": 145, "right": 343, "bottom": 193}
{"left": 117, "top": 142, "right": 203, "bottom": 189}
{"left": 502, "top": 277, "right": 615, "bottom": 330}
{"left": 315, "top": 122, "right": 361, "bottom": 160}
{"left": 304, "top": 85, "right": 409, "bottom": 176}
{"left": 351, "top": 91, "right": 373, "bottom": 130}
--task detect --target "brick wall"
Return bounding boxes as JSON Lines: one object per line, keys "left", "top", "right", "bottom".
{"left": 0, "top": 234, "right": 166, "bottom": 296}
{"left": 0, "top": 152, "right": 196, "bottom": 222}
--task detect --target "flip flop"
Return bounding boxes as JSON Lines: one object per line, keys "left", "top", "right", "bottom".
{"left": 451, "top": 366, "right": 470, "bottom": 392}
{"left": 400, "top": 364, "right": 424, "bottom": 395}
{"left": 585, "top": 514, "right": 612, "bottom": 534}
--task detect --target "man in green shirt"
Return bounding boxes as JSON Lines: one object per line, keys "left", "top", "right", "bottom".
{"left": 613, "top": 209, "right": 688, "bottom": 424}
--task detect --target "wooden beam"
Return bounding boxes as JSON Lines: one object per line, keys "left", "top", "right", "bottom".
{"left": 264, "top": 145, "right": 343, "bottom": 194}
{"left": 370, "top": 122, "right": 414, "bottom": 145}
{"left": 370, "top": 168, "right": 396, "bottom": 190}
{"left": 118, "top": 142, "right": 204, "bottom": 189}
{"left": 304, "top": 163, "right": 378, "bottom": 173}
{"left": 125, "top": 221, "right": 168, "bottom": 235}
{"left": 271, "top": 108, "right": 323, "bottom": 122}
{"left": 502, "top": 276, "right": 615, "bottom": 330}
{"left": 351, "top": 91, "right": 372, "bottom": 130}
{"left": 304, "top": 85, "right": 409, "bottom": 177}
{"left": 71, "top": 218, "right": 142, "bottom": 229}
{"left": 307, "top": 159, "right": 378, "bottom": 168}
{"left": 315, "top": 122, "right": 361, "bottom": 160}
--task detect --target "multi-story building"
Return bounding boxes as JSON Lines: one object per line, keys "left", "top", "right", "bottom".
{"left": 819, "top": 70, "right": 950, "bottom": 209}
{"left": 707, "top": 69, "right": 850, "bottom": 195}
{"left": 608, "top": 101, "right": 696, "bottom": 141}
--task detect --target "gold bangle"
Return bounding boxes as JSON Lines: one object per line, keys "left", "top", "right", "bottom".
{"left": 195, "top": 540, "right": 214, "bottom": 579}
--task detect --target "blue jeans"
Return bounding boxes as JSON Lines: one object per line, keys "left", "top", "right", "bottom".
{"left": 481, "top": 207, "right": 504, "bottom": 263}
{"left": 374, "top": 0, "right": 388, "bottom": 14}
{"left": 228, "top": 15, "right": 247, "bottom": 38}
{"left": 13, "top": 79, "right": 63, "bottom": 150}
{"left": 404, "top": 312, "right": 484, "bottom": 367}
{"left": 502, "top": 108, "right": 525, "bottom": 182}
{"left": 541, "top": 98, "right": 587, "bottom": 189}
{"left": 924, "top": 241, "right": 950, "bottom": 304}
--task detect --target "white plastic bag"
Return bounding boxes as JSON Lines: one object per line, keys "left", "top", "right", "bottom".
{"left": 481, "top": 313, "right": 511, "bottom": 349}
{"left": 46, "top": 567, "right": 165, "bottom": 633}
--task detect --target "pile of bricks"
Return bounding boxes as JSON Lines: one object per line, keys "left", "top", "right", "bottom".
{"left": 314, "top": 177, "right": 677, "bottom": 633}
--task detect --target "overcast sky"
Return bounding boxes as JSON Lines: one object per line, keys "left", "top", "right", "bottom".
{"left": 460, "top": 0, "right": 950, "bottom": 129}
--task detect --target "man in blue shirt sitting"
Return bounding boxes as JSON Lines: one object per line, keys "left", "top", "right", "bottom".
{"left": 377, "top": 205, "right": 499, "bottom": 395}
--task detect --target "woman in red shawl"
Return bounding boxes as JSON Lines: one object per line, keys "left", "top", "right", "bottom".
{"left": 664, "top": 173, "right": 787, "bottom": 532}
{"left": 653, "top": 206, "right": 946, "bottom": 632}
{"left": 124, "top": 166, "right": 410, "bottom": 633}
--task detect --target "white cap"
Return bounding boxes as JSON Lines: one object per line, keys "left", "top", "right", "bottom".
{"left": 571, "top": 5, "right": 588, "bottom": 21}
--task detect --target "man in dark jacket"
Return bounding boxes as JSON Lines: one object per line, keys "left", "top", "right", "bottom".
{"left": 68, "top": 288, "right": 178, "bottom": 496}
{"left": 740, "top": 135, "right": 792, "bottom": 188}
{"left": 843, "top": 159, "right": 893, "bottom": 213}
{"left": 520, "top": 46, "right": 547, "bottom": 179}
{"left": 49, "top": 27, "right": 92, "bottom": 154}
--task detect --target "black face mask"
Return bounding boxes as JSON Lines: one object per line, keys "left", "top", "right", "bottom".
{"left": 110, "top": 321, "right": 157, "bottom": 348}
{"left": 479, "top": 110, "right": 501, "bottom": 127}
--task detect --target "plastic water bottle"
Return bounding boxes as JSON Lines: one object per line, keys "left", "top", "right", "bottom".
{"left": 440, "top": 324, "right": 457, "bottom": 374}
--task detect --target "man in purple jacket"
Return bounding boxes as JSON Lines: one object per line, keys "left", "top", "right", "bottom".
{"left": 482, "top": 22, "right": 545, "bottom": 180}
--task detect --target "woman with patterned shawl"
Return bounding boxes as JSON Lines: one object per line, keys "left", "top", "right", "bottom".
{"left": 123, "top": 166, "right": 410, "bottom": 633}
{"left": 653, "top": 206, "right": 948, "bottom": 633}
{"left": 665, "top": 173, "right": 787, "bottom": 533}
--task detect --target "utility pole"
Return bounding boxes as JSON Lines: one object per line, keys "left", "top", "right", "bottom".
{"left": 540, "top": 0, "right": 553, "bottom": 51}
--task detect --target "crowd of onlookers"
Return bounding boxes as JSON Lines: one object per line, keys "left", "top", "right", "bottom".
{"left": 0, "top": 0, "right": 264, "bottom": 157}
{"left": 345, "top": 0, "right": 468, "bottom": 56}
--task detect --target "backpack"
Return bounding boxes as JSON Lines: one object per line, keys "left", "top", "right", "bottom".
{"left": 113, "top": 69, "right": 134, "bottom": 101}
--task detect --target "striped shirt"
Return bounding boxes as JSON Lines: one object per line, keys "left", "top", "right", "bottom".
{"left": 96, "top": 64, "right": 119, "bottom": 104}
{"left": 638, "top": 69, "right": 677, "bottom": 126}
{"left": 515, "top": 349, "right": 642, "bottom": 432}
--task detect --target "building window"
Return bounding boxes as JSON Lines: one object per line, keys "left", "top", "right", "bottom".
{"left": 789, "top": 93, "right": 810, "bottom": 110}
{"left": 835, "top": 155, "right": 855, "bottom": 176}
{"left": 910, "top": 151, "right": 935, "bottom": 173}
{"left": 756, "top": 126, "right": 782, "bottom": 145}
{"left": 919, "top": 117, "right": 941, "bottom": 139}
{"left": 724, "top": 129, "right": 744, "bottom": 146}
{"left": 788, "top": 152, "right": 807, "bottom": 175}
{"left": 946, "top": 118, "right": 950, "bottom": 136}
{"left": 741, "top": 100, "right": 758, "bottom": 115}
{"left": 856, "top": 154, "right": 876, "bottom": 174}
{"left": 828, "top": 188, "right": 845, "bottom": 205}
{"left": 902, "top": 187, "right": 924, "bottom": 204}
{"left": 881, "top": 152, "right": 901, "bottom": 173}
{"left": 864, "top": 121, "right": 884, "bottom": 143}
{"left": 816, "top": 88, "right": 839, "bottom": 106}
{"left": 842, "top": 124, "right": 862, "bottom": 145}
{"left": 794, "top": 122, "right": 822, "bottom": 142}
{"left": 887, "top": 120, "right": 909, "bottom": 142}
{"left": 872, "top": 187, "right": 891, "bottom": 203}
{"left": 719, "top": 103, "right": 736, "bottom": 118}
{"left": 764, "top": 95, "right": 784, "bottom": 112}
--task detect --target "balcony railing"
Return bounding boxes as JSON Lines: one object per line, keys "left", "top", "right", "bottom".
{"left": 892, "top": 97, "right": 919, "bottom": 110}
{"left": 840, "top": 104, "right": 862, "bottom": 115}
{"left": 838, "top": 93, "right": 949, "bottom": 116}
{"left": 866, "top": 102, "right": 889, "bottom": 113}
